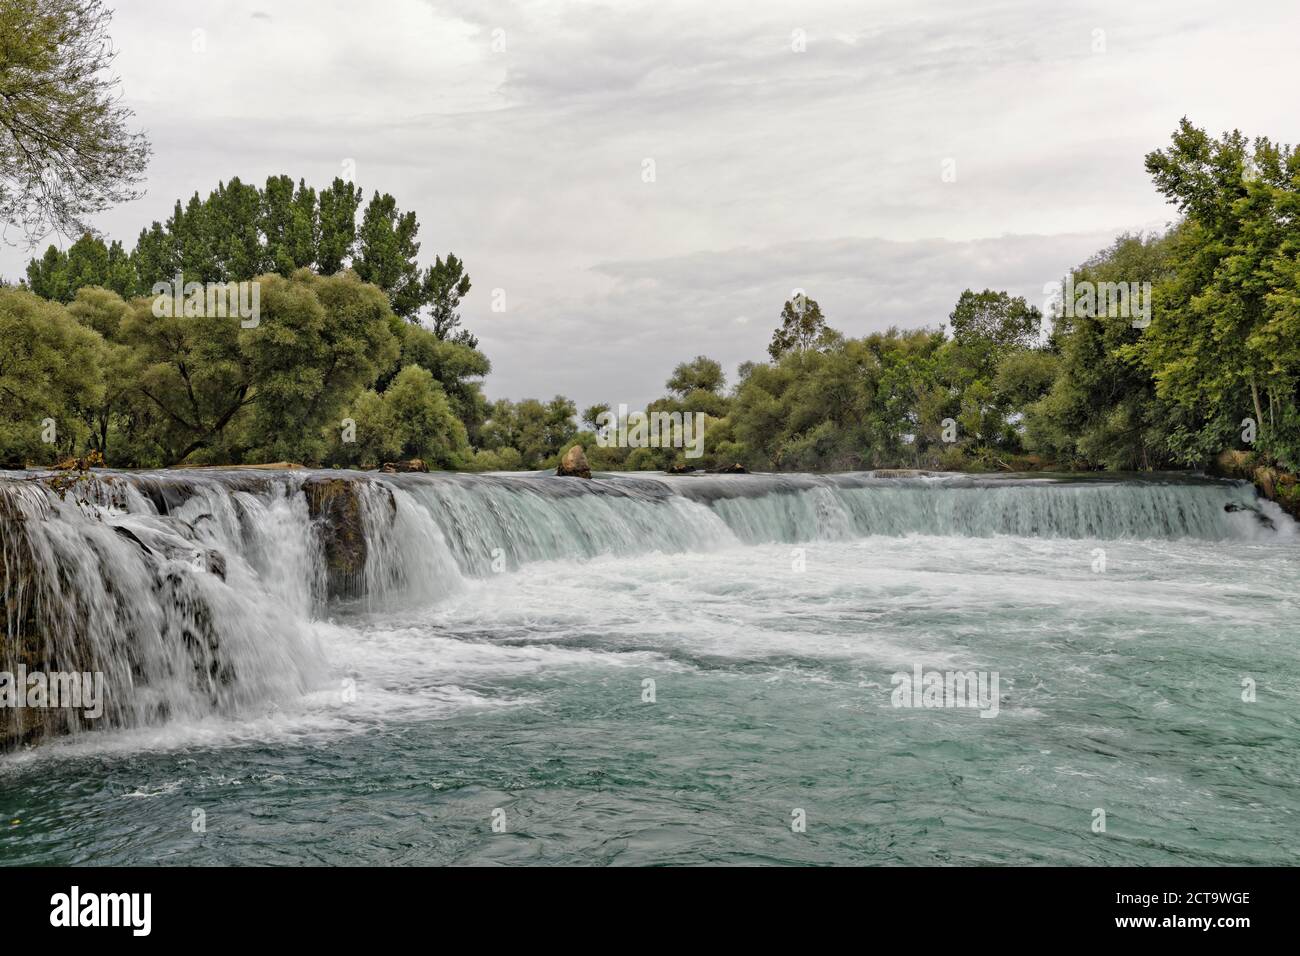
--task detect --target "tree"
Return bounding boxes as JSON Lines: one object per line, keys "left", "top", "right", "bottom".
{"left": 666, "top": 355, "right": 725, "bottom": 396}
{"left": 117, "top": 269, "right": 399, "bottom": 465}
{"left": 240, "top": 270, "right": 401, "bottom": 463}
{"left": 391, "top": 323, "right": 491, "bottom": 440}
{"left": 0, "top": 287, "right": 105, "bottom": 464}
{"left": 582, "top": 403, "right": 610, "bottom": 431}
{"left": 328, "top": 387, "right": 395, "bottom": 468}
{"left": 424, "top": 252, "right": 473, "bottom": 343}
{"left": 262, "top": 175, "right": 318, "bottom": 275}
{"left": 479, "top": 396, "right": 577, "bottom": 468}
{"left": 946, "top": 289, "right": 1042, "bottom": 353}
{"left": 316, "top": 177, "right": 362, "bottom": 274}
{"left": 66, "top": 285, "right": 131, "bottom": 455}
{"left": 1135, "top": 119, "right": 1300, "bottom": 466}
{"left": 0, "top": 0, "right": 150, "bottom": 245}
{"left": 1028, "top": 233, "right": 1177, "bottom": 469}
{"left": 354, "top": 192, "right": 424, "bottom": 319}
{"left": 381, "top": 364, "right": 470, "bottom": 466}
{"left": 25, "top": 244, "right": 72, "bottom": 301}
{"left": 768, "top": 295, "right": 839, "bottom": 360}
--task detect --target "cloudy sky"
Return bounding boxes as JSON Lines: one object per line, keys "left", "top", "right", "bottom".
{"left": 4, "top": 0, "right": 1298, "bottom": 410}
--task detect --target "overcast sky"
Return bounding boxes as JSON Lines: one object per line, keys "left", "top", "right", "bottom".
{"left": 4, "top": 0, "right": 1298, "bottom": 410}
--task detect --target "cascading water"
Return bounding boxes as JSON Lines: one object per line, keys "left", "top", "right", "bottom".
{"left": 0, "top": 468, "right": 1289, "bottom": 749}
{"left": 2, "top": 467, "right": 1298, "bottom": 866}
{"left": 0, "top": 474, "right": 329, "bottom": 746}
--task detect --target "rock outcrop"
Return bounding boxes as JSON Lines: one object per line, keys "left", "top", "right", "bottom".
{"left": 382, "top": 459, "right": 428, "bottom": 473}
{"left": 1211, "top": 450, "right": 1300, "bottom": 521}
{"left": 52, "top": 450, "right": 104, "bottom": 471}
{"left": 303, "top": 477, "right": 368, "bottom": 599}
{"left": 557, "top": 445, "right": 592, "bottom": 479}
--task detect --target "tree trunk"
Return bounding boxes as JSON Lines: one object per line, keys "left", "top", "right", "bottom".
{"left": 1250, "top": 380, "right": 1265, "bottom": 440}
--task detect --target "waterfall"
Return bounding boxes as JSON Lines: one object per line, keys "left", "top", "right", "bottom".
{"left": 0, "top": 468, "right": 1288, "bottom": 747}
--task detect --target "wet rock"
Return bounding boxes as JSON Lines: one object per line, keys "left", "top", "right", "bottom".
{"left": 52, "top": 451, "right": 104, "bottom": 471}
{"left": 303, "top": 477, "right": 368, "bottom": 600}
{"left": 203, "top": 549, "right": 227, "bottom": 581}
{"left": 709, "top": 463, "right": 748, "bottom": 474}
{"left": 1224, "top": 501, "right": 1276, "bottom": 530}
{"left": 382, "top": 459, "right": 428, "bottom": 473}
{"left": 112, "top": 526, "right": 153, "bottom": 555}
{"left": 666, "top": 463, "right": 697, "bottom": 474}
{"left": 557, "top": 445, "right": 592, "bottom": 479}
{"left": 1254, "top": 466, "right": 1276, "bottom": 501}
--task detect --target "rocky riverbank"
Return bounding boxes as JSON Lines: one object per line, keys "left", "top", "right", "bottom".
{"left": 1209, "top": 450, "right": 1300, "bottom": 521}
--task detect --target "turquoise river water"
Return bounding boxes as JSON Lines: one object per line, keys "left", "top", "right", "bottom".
{"left": 0, "top": 470, "right": 1296, "bottom": 865}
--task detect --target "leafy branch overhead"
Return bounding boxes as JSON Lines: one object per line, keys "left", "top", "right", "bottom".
{"left": 0, "top": 0, "right": 151, "bottom": 246}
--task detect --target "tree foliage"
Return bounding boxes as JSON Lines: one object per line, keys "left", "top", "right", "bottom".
{"left": 0, "top": 0, "right": 150, "bottom": 245}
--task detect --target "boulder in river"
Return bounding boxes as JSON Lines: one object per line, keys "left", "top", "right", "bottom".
{"left": 52, "top": 451, "right": 104, "bottom": 471}
{"left": 382, "top": 459, "right": 428, "bottom": 473}
{"left": 557, "top": 445, "right": 592, "bottom": 479}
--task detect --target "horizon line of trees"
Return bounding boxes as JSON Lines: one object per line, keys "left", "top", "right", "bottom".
{"left": 3, "top": 119, "right": 1298, "bottom": 481}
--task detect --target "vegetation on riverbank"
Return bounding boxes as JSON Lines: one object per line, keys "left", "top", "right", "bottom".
{"left": 2, "top": 121, "right": 1298, "bottom": 515}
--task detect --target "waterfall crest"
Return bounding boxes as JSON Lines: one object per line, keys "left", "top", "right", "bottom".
{"left": 0, "top": 468, "right": 1287, "bottom": 746}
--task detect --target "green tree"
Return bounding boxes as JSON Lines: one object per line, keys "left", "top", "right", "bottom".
{"left": 480, "top": 396, "right": 577, "bottom": 468}
{"left": 666, "top": 355, "right": 725, "bottom": 396}
{"left": 0, "top": 0, "right": 150, "bottom": 244}
{"left": 0, "top": 287, "right": 105, "bottom": 464}
{"left": 1134, "top": 119, "right": 1300, "bottom": 465}
{"left": 768, "top": 295, "right": 840, "bottom": 360}
{"left": 316, "top": 177, "right": 362, "bottom": 275}
{"left": 262, "top": 175, "right": 318, "bottom": 276}
{"left": 582, "top": 403, "right": 611, "bottom": 431}
{"left": 354, "top": 192, "right": 424, "bottom": 319}
{"left": 118, "top": 269, "right": 399, "bottom": 465}
{"left": 391, "top": 324, "right": 491, "bottom": 440}
{"left": 424, "top": 252, "right": 473, "bottom": 343}
{"left": 381, "top": 364, "right": 470, "bottom": 466}
{"left": 946, "top": 289, "right": 1042, "bottom": 353}
{"left": 1029, "top": 233, "right": 1177, "bottom": 469}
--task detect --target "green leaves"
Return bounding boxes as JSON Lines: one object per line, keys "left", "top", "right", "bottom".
{"left": 0, "top": 286, "right": 106, "bottom": 464}
{"left": 0, "top": 0, "right": 151, "bottom": 245}
{"left": 1135, "top": 121, "right": 1300, "bottom": 466}
{"left": 24, "top": 174, "right": 476, "bottom": 344}
{"left": 767, "top": 296, "right": 840, "bottom": 361}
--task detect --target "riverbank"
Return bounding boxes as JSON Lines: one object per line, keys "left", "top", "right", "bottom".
{"left": 1209, "top": 450, "right": 1300, "bottom": 521}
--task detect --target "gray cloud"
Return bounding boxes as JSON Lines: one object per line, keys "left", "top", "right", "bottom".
{"left": 479, "top": 231, "right": 1124, "bottom": 408}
